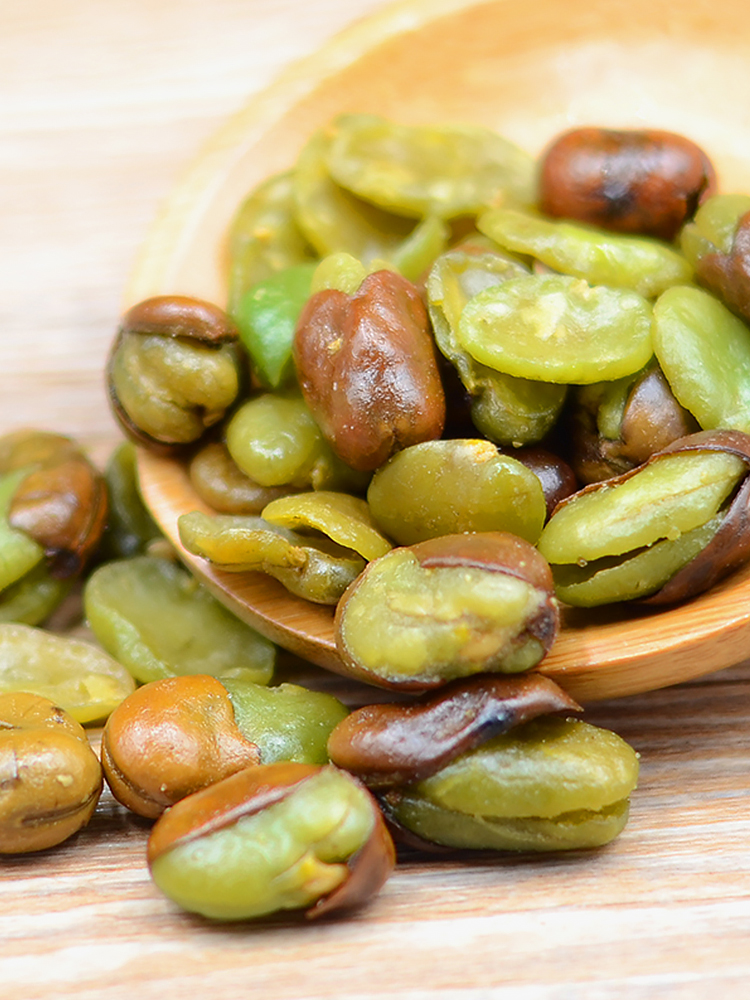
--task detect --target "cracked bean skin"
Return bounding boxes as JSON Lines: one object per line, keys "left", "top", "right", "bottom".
{"left": 539, "top": 430, "right": 750, "bottom": 606}
{"left": 294, "top": 269, "right": 445, "bottom": 471}
{"left": 334, "top": 532, "right": 559, "bottom": 691}
{"left": 0, "top": 692, "right": 103, "bottom": 853}
{"left": 366, "top": 439, "right": 546, "bottom": 546}
{"left": 327, "top": 673, "right": 580, "bottom": 789}
{"left": 107, "top": 296, "right": 242, "bottom": 454}
{"left": 380, "top": 715, "right": 639, "bottom": 853}
{"left": 147, "top": 762, "right": 395, "bottom": 922}
{"left": 539, "top": 127, "right": 716, "bottom": 241}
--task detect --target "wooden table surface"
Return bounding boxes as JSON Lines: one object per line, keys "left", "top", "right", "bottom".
{"left": 3, "top": 2, "right": 750, "bottom": 997}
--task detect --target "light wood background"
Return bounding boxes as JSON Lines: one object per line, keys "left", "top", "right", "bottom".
{"left": 4, "top": 1, "right": 750, "bottom": 998}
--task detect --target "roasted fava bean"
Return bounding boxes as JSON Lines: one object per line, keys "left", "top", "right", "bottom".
{"left": 366, "top": 439, "right": 546, "bottom": 546}
{"left": 538, "top": 127, "right": 716, "bottom": 241}
{"left": 327, "top": 673, "right": 580, "bottom": 788}
{"left": 294, "top": 269, "right": 446, "bottom": 471}
{"left": 653, "top": 285, "right": 750, "bottom": 433}
{"left": 226, "top": 170, "right": 317, "bottom": 316}
{"left": 147, "top": 762, "right": 395, "bottom": 921}
{"left": 178, "top": 511, "right": 366, "bottom": 605}
{"left": 83, "top": 555, "right": 275, "bottom": 684}
{"left": 101, "top": 441, "right": 161, "bottom": 559}
{"left": 426, "top": 243, "right": 567, "bottom": 447}
{"left": 334, "top": 532, "right": 559, "bottom": 690}
{"left": 107, "top": 296, "right": 242, "bottom": 453}
{"left": 499, "top": 446, "right": 578, "bottom": 518}
{"left": 0, "top": 623, "right": 135, "bottom": 724}
{"left": 101, "top": 675, "right": 262, "bottom": 818}
{"left": 0, "top": 429, "right": 108, "bottom": 581}
{"left": 325, "top": 114, "right": 535, "bottom": 219}
{"left": 0, "top": 692, "right": 102, "bottom": 853}
{"left": 478, "top": 208, "right": 692, "bottom": 299}
{"left": 456, "top": 273, "right": 654, "bottom": 385}
{"left": 380, "top": 715, "right": 639, "bottom": 852}
{"left": 538, "top": 430, "right": 750, "bottom": 606}
{"left": 680, "top": 194, "right": 750, "bottom": 323}
{"left": 188, "top": 441, "right": 300, "bottom": 515}
{"left": 569, "top": 363, "right": 699, "bottom": 484}
{"left": 225, "top": 391, "right": 370, "bottom": 493}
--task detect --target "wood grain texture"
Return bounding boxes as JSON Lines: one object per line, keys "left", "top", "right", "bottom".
{"left": 3, "top": 0, "right": 750, "bottom": 997}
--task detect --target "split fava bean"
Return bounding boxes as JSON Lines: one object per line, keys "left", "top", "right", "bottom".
{"left": 366, "top": 439, "right": 546, "bottom": 546}
{"left": 539, "top": 431, "right": 750, "bottom": 606}
{"left": 0, "top": 692, "right": 103, "bottom": 853}
{"left": 538, "top": 127, "right": 716, "bottom": 241}
{"left": 178, "top": 511, "right": 366, "bottom": 605}
{"left": 477, "top": 207, "right": 693, "bottom": 298}
{"left": 334, "top": 532, "right": 559, "bottom": 691}
{"left": 680, "top": 193, "right": 750, "bottom": 323}
{"left": 456, "top": 274, "right": 654, "bottom": 384}
{"left": 381, "top": 715, "right": 639, "bottom": 853}
{"left": 147, "top": 762, "right": 395, "bottom": 921}
{"left": 83, "top": 555, "right": 275, "bottom": 685}
{"left": 0, "top": 624, "right": 135, "bottom": 724}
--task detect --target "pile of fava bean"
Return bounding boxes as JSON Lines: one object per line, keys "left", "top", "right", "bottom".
{"left": 3, "top": 115, "right": 750, "bottom": 923}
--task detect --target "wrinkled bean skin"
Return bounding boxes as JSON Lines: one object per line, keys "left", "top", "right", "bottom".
{"left": 335, "top": 532, "right": 559, "bottom": 691}
{"left": 569, "top": 365, "right": 699, "bottom": 484}
{"left": 1, "top": 430, "right": 108, "bottom": 580}
{"left": 539, "top": 127, "right": 716, "bottom": 241}
{"left": 107, "top": 296, "right": 242, "bottom": 454}
{"left": 101, "top": 675, "right": 262, "bottom": 819}
{"left": 327, "top": 673, "right": 580, "bottom": 788}
{"left": 147, "top": 763, "right": 395, "bottom": 921}
{"left": 294, "top": 270, "right": 446, "bottom": 471}
{"left": 0, "top": 692, "right": 103, "bottom": 853}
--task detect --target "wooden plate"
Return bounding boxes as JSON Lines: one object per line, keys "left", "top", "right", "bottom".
{"left": 131, "top": 0, "right": 750, "bottom": 703}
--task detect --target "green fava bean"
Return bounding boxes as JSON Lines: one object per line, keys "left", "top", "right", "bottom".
{"left": 101, "top": 442, "right": 161, "bottom": 559}
{"left": 0, "top": 468, "right": 45, "bottom": 593}
{"left": 188, "top": 442, "right": 299, "bottom": 515}
{"left": 178, "top": 511, "right": 366, "bottom": 605}
{"left": 0, "top": 565, "right": 71, "bottom": 627}
{"left": 293, "top": 127, "right": 443, "bottom": 277}
{"left": 456, "top": 274, "right": 653, "bottom": 384}
{"left": 383, "top": 716, "right": 639, "bottom": 852}
{"left": 84, "top": 555, "right": 275, "bottom": 685}
{"left": 335, "top": 533, "right": 559, "bottom": 690}
{"left": 222, "top": 678, "right": 349, "bottom": 765}
{"left": 680, "top": 194, "right": 750, "bottom": 323}
{"left": 538, "top": 449, "right": 745, "bottom": 565}
{"left": 147, "top": 763, "right": 395, "bottom": 921}
{"left": 225, "top": 391, "right": 369, "bottom": 493}
{"left": 653, "top": 285, "right": 750, "bottom": 433}
{"left": 367, "top": 439, "right": 546, "bottom": 546}
{"left": 261, "top": 491, "right": 392, "bottom": 561}
{"left": 0, "top": 623, "right": 135, "bottom": 724}
{"left": 326, "top": 114, "right": 535, "bottom": 219}
{"left": 478, "top": 207, "right": 693, "bottom": 298}
{"left": 234, "top": 263, "right": 316, "bottom": 389}
{"left": 427, "top": 245, "right": 567, "bottom": 445}
{"left": 226, "top": 171, "right": 318, "bottom": 316}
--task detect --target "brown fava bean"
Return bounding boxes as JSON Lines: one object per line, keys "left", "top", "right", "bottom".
{"left": 189, "top": 441, "right": 300, "bottom": 515}
{"left": 539, "top": 127, "right": 716, "bottom": 241}
{"left": 101, "top": 675, "right": 261, "bottom": 819}
{"left": 335, "top": 532, "right": 559, "bottom": 691}
{"left": 498, "top": 446, "right": 578, "bottom": 518}
{"left": 327, "top": 673, "right": 580, "bottom": 789}
{"left": 107, "top": 295, "right": 242, "bottom": 454}
{"left": 694, "top": 209, "right": 750, "bottom": 323}
{"left": 294, "top": 270, "right": 445, "bottom": 471}
{"left": 2, "top": 430, "right": 107, "bottom": 579}
{"left": 0, "top": 692, "right": 102, "bottom": 853}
